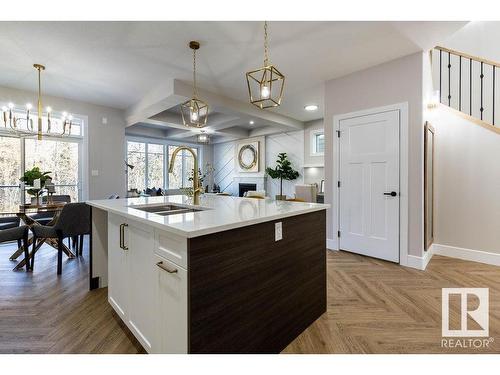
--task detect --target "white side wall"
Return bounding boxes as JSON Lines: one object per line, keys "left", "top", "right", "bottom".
{"left": 430, "top": 107, "right": 500, "bottom": 255}
{"left": 324, "top": 52, "right": 425, "bottom": 257}
{"left": 303, "top": 119, "right": 325, "bottom": 186}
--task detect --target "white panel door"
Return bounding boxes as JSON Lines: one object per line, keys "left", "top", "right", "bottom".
{"left": 339, "top": 110, "right": 400, "bottom": 262}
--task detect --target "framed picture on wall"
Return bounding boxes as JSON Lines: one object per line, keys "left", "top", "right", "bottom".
{"left": 237, "top": 141, "right": 259, "bottom": 173}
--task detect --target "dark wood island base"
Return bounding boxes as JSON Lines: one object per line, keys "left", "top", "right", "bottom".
{"left": 188, "top": 210, "right": 327, "bottom": 353}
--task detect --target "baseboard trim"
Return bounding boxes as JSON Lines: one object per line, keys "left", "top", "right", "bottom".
{"left": 432, "top": 243, "right": 500, "bottom": 267}
{"left": 405, "top": 248, "right": 434, "bottom": 271}
{"left": 326, "top": 239, "right": 338, "bottom": 251}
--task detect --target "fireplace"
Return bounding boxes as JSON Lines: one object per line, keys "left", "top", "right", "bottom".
{"left": 239, "top": 183, "right": 257, "bottom": 197}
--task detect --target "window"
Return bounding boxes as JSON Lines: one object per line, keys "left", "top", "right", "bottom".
{"left": 168, "top": 146, "right": 197, "bottom": 189}
{"left": 126, "top": 140, "right": 199, "bottom": 191}
{"left": 0, "top": 136, "right": 22, "bottom": 213}
{"left": 25, "top": 138, "right": 80, "bottom": 203}
{"left": 127, "top": 142, "right": 146, "bottom": 191}
{"left": 148, "top": 143, "right": 164, "bottom": 189}
{"left": 0, "top": 124, "right": 83, "bottom": 211}
{"left": 311, "top": 130, "right": 325, "bottom": 156}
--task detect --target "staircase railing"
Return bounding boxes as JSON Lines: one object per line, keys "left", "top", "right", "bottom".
{"left": 434, "top": 46, "right": 500, "bottom": 126}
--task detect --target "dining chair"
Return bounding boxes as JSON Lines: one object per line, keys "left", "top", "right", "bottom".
{"left": 0, "top": 224, "right": 30, "bottom": 271}
{"left": 31, "top": 203, "right": 91, "bottom": 275}
{"left": 30, "top": 195, "right": 71, "bottom": 225}
{"left": 0, "top": 216, "right": 23, "bottom": 251}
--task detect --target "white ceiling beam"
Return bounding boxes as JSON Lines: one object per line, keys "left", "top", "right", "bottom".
{"left": 248, "top": 126, "right": 293, "bottom": 138}
{"left": 125, "top": 79, "right": 186, "bottom": 127}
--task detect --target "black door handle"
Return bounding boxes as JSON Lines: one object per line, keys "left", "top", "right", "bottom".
{"left": 384, "top": 191, "right": 398, "bottom": 197}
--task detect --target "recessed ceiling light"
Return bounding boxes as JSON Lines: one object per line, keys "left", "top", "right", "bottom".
{"left": 304, "top": 105, "right": 319, "bottom": 111}
{"left": 249, "top": 120, "right": 254, "bottom": 125}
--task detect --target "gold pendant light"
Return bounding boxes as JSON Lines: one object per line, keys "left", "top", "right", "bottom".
{"left": 246, "top": 21, "right": 285, "bottom": 109}
{"left": 180, "top": 41, "right": 208, "bottom": 128}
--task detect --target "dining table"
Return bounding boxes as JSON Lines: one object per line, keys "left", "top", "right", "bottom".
{"left": 2, "top": 202, "right": 76, "bottom": 271}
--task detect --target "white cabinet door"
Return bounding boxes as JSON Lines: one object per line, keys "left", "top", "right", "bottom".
{"left": 155, "top": 255, "right": 188, "bottom": 353}
{"left": 107, "top": 214, "right": 129, "bottom": 319}
{"left": 339, "top": 109, "right": 400, "bottom": 262}
{"left": 127, "top": 223, "right": 156, "bottom": 353}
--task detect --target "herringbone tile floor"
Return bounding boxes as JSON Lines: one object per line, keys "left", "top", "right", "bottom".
{"left": 1, "top": 241, "right": 499, "bottom": 354}
{"left": 283, "top": 250, "right": 500, "bottom": 353}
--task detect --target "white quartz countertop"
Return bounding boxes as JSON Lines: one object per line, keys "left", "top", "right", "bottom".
{"left": 87, "top": 195, "right": 329, "bottom": 238}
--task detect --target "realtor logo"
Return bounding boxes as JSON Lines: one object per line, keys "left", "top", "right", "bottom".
{"left": 442, "top": 288, "right": 489, "bottom": 337}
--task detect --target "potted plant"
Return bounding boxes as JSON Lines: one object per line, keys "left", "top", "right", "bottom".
{"left": 20, "top": 167, "right": 52, "bottom": 205}
{"left": 265, "top": 153, "right": 299, "bottom": 200}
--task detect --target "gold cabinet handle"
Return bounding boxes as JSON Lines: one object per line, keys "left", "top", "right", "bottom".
{"left": 156, "top": 261, "right": 178, "bottom": 274}
{"left": 119, "top": 223, "right": 128, "bottom": 250}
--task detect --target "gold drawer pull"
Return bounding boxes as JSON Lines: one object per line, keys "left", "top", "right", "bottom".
{"left": 119, "top": 223, "right": 128, "bottom": 250}
{"left": 156, "top": 261, "right": 178, "bottom": 274}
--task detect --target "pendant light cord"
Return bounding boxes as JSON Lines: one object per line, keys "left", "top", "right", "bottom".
{"left": 264, "top": 21, "right": 269, "bottom": 66}
{"left": 193, "top": 47, "right": 197, "bottom": 99}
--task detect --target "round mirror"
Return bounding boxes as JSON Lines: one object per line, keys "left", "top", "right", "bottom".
{"left": 238, "top": 144, "right": 257, "bottom": 170}
{"left": 238, "top": 145, "right": 257, "bottom": 169}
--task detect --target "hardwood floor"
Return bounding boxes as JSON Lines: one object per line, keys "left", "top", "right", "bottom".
{"left": 283, "top": 250, "right": 500, "bottom": 353}
{"left": 0, "top": 240, "right": 145, "bottom": 354}
{"left": 1, "top": 240, "right": 500, "bottom": 354}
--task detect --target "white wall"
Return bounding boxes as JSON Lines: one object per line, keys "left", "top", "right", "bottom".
{"left": 213, "top": 131, "right": 304, "bottom": 198}
{"left": 324, "top": 52, "right": 425, "bottom": 257}
{"left": 431, "top": 107, "right": 500, "bottom": 254}
{"left": 266, "top": 131, "right": 304, "bottom": 198}
{"left": 0, "top": 85, "right": 126, "bottom": 200}
{"left": 303, "top": 119, "right": 325, "bottom": 186}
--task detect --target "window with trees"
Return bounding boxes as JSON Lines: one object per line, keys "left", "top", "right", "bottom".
{"left": 0, "top": 131, "right": 82, "bottom": 212}
{"left": 126, "top": 139, "right": 199, "bottom": 191}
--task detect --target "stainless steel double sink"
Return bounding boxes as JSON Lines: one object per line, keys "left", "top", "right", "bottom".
{"left": 129, "top": 203, "right": 205, "bottom": 216}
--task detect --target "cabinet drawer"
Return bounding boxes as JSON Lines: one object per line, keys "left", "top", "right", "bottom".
{"left": 155, "top": 231, "right": 187, "bottom": 269}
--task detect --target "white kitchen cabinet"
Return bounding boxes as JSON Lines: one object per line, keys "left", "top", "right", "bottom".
{"left": 107, "top": 213, "right": 157, "bottom": 353}
{"left": 127, "top": 223, "right": 155, "bottom": 352}
{"left": 107, "top": 213, "right": 128, "bottom": 319}
{"left": 154, "top": 255, "right": 188, "bottom": 353}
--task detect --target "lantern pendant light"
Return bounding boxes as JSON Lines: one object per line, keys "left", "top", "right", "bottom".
{"left": 180, "top": 41, "right": 208, "bottom": 128}
{"left": 246, "top": 21, "right": 285, "bottom": 109}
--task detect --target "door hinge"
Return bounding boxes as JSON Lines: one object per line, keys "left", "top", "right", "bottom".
{"left": 336, "top": 130, "right": 341, "bottom": 138}
{"left": 337, "top": 181, "right": 341, "bottom": 188}
{"left": 337, "top": 231, "right": 341, "bottom": 238}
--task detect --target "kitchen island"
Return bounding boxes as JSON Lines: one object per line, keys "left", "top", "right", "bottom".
{"left": 87, "top": 194, "right": 329, "bottom": 354}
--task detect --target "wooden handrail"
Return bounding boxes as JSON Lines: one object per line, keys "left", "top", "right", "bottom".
{"left": 435, "top": 46, "right": 500, "bottom": 69}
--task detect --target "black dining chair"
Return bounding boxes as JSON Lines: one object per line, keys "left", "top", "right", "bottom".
{"left": 0, "top": 216, "right": 23, "bottom": 251}
{"left": 0, "top": 223, "right": 30, "bottom": 271}
{"left": 31, "top": 203, "right": 91, "bottom": 275}
{"left": 29, "top": 195, "right": 72, "bottom": 225}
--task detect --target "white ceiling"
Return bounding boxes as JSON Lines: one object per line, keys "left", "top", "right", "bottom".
{"left": 0, "top": 21, "right": 466, "bottom": 122}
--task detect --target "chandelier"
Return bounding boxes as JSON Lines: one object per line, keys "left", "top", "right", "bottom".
{"left": 197, "top": 131, "right": 209, "bottom": 144}
{"left": 180, "top": 41, "right": 209, "bottom": 128}
{"left": 1, "top": 64, "right": 73, "bottom": 140}
{"left": 246, "top": 21, "right": 285, "bottom": 109}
